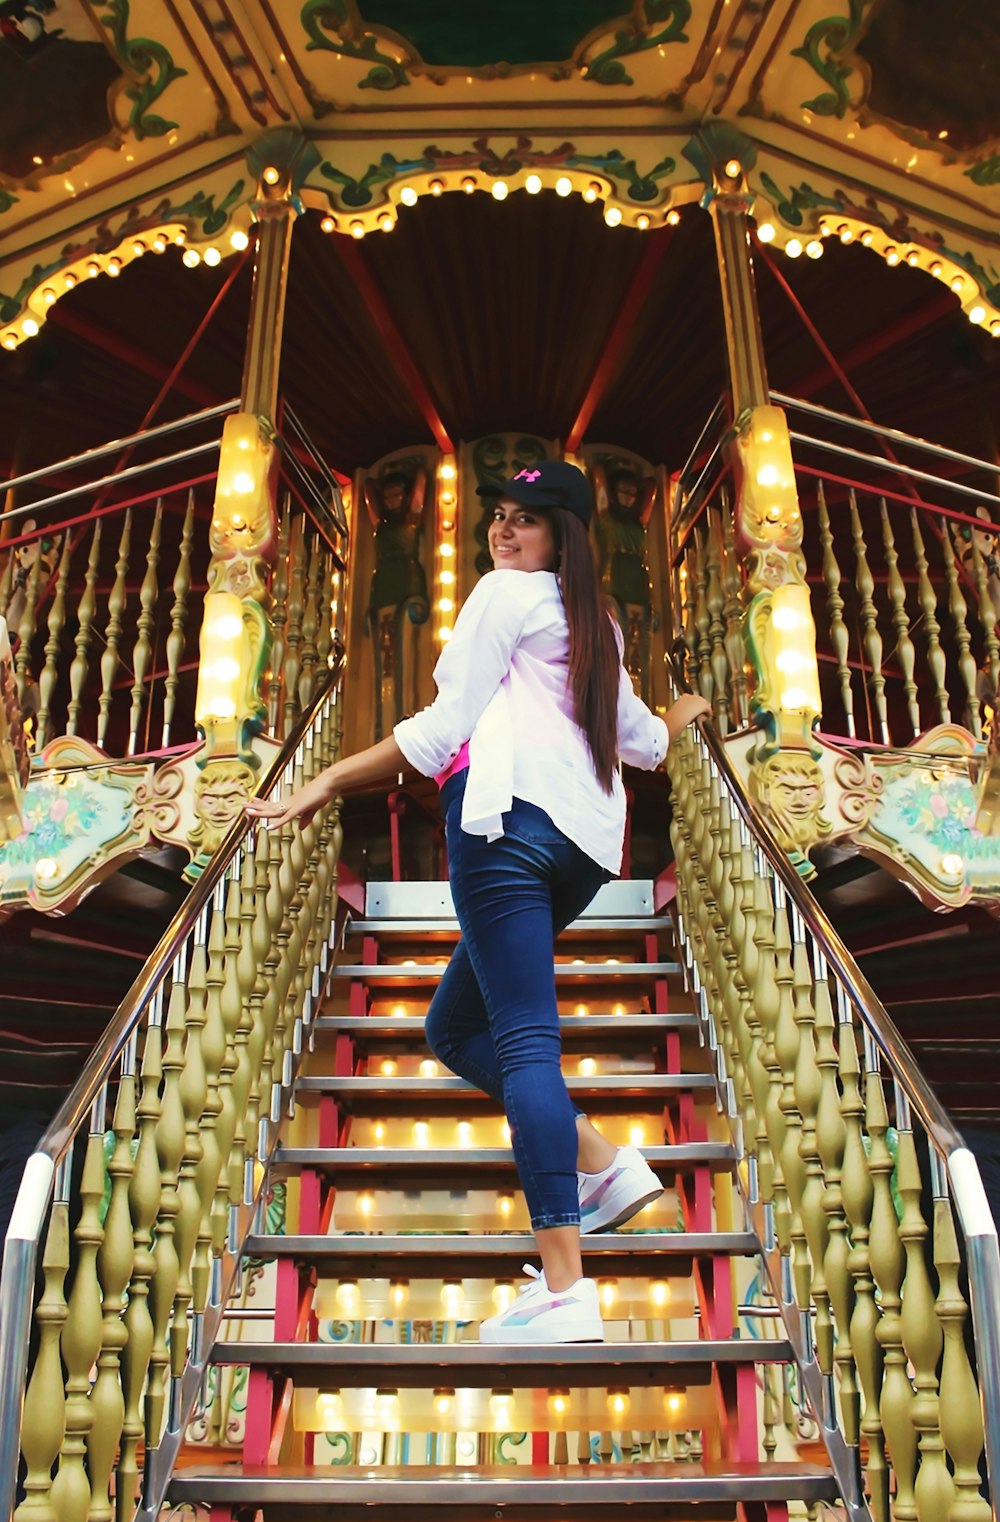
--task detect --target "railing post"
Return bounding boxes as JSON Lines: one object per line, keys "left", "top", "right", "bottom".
{"left": 697, "top": 135, "right": 822, "bottom": 754}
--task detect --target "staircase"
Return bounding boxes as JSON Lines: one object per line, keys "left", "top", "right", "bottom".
{"left": 167, "top": 877, "right": 839, "bottom": 1518}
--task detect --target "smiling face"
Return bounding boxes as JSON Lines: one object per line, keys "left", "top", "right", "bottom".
{"left": 487, "top": 498, "right": 558, "bottom": 573}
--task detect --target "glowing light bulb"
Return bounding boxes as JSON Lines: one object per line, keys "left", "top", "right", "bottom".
{"left": 951, "top": 276, "right": 964, "bottom": 293}
{"left": 906, "top": 250, "right": 920, "bottom": 266}
{"left": 2, "top": 334, "right": 16, "bottom": 350}
{"left": 629, "top": 1124, "right": 645, "bottom": 1146}
{"left": 414, "top": 1121, "right": 430, "bottom": 1148}
{"left": 578, "top": 1058, "right": 597, "bottom": 1076}
{"left": 548, "top": 1389, "right": 571, "bottom": 1418}
{"left": 21, "top": 317, "right": 39, "bottom": 337}
{"left": 650, "top": 1280, "right": 670, "bottom": 1308}
{"left": 665, "top": 1391, "right": 684, "bottom": 1414}
{"left": 666, "top": 208, "right": 680, "bottom": 225}
{"left": 336, "top": 1280, "right": 359, "bottom": 1314}
{"left": 462, "top": 176, "right": 476, "bottom": 194}
{"left": 437, "top": 626, "right": 453, "bottom": 642}
{"left": 440, "top": 461, "right": 457, "bottom": 480}
{"left": 64, "top": 272, "right": 78, "bottom": 287}
{"left": 612, "top": 1003, "right": 626, "bottom": 1016}
{"left": 440, "top": 542, "right": 455, "bottom": 558}
{"left": 88, "top": 261, "right": 100, "bottom": 277}
{"left": 262, "top": 165, "right": 280, "bottom": 185}
{"left": 400, "top": 186, "right": 417, "bottom": 206}
{"left": 490, "top": 1390, "right": 514, "bottom": 1426}
{"left": 861, "top": 230, "right": 874, "bottom": 246}
{"left": 320, "top": 216, "right": 335, "bottom": 234}
{"left": 930, "top": 260, "right": 942, "bottom": 276}
{"left": 940, "top": 853, "right": 964, "bottom": 875}
{"left": 771, "top": 605, "right": 799, "bottom": 632}
{"left": 636, "top": 214, "right": 650, "bottom": 230}
{"left": 434, "top": 1388, "right": 455, "bottom": 1419}
{"left": 756, "top": 464, "right": 780, "bottom": 487}
{"left": 391, "top": 1003, "right": 407, "bottom": 1017}
{"left": 500, "top": 1120, "right": 511, "bottom": 1144}
{"left": 885, "top": 246, "right": 900, "bottom": 266}
{"left": 784, "top": 239, "right": 803, "bottom": 258}
{"left": 781, "top": 687, "right": 810, "bottom": 709}
{"left": 390, "top": 1279, "right": 409, "bottom": 1309}
{"left": 492, "top": 1281, "right": 515, "bottom": 1312}
{"left": 420, "top": 1059, "right": 438, "bottom": 1077}
{"left": 441, "top": 1281, "right": 464, "bottom": 1314}
{"left": 358, "top": 1192, "right": 374, "bottom": 1218}
{"left": 457, "top": 1120, "right": 473, "bottom": 1148}
{"left": 724, "top": 158, "right": 742, "bottom": 179}
{"left": 380, "top": 1059, "right": 397, "bottom": 1076}
{"left": 573, "top": 1003, "right": 589, "bottom": 1017}
{"left": 775, "top": 649, "right": 803, "bottom": 673}
{"left": 440, "top": 569, "right": 455, "bottom": 586}
{"left": 318, "top": 1390, "right": 343, "bottom": 1428}
{"left": 379, "top": 214, "right": 394, "bottom": 233}
{"left": 203, "top": 246, "right": 221, "bottom": 266}
{"left": 583, "top": 183, "right": 600, "bottom": 203}
{"left": 491, "top": 181, "right": 509, "bottom": 201}
{"left": 838, "top": 225, "right": 854, "bottom": 244}
{"left": 35, "top": 857, "right": 59, "bottom": 881}
{"left": 598, "top": 1279, "right": 618, "bottom": 1309}
{"left": 525, "top": 174, "right": 542, "bottom": 195}
{"left": 555, "top": 176, "right": 573, "bottom": 197}
{"left": 805, "top": 240, "right": 823, "bottom": 259}
{"left": 350, "top": 221, "right": 365, "bottom": 239}
{"left": 607, "top": 1388, "right": 630, "bottom": 1419}
{"left": 429, "top": 178, "right": 444, "bottom": 196}
{"left": 375, "top": 1389, "right": 400, "bottom": 1428}
{"left": 183, "top": 248, "right": 201, "bottom": 267}
{"left": 107, "top": 258, "right": 121, "bottom": 276}
{"left": 438, "top": 597, "right": 454, "bottom": 613}
{"left": 497, "top": 1191, "right": 514, "bottom": 1219}
{"left": 230, "top": 229, "right": 250, "bottom": 249}
{"left": 604, "top": 206, "right": 622, "bottom": 227}
{"left": 373, "top": 1121, "right": 386, "bottom": 1144}
{"left": 969, "top": 305, "right": 986, "bottom": 325}
{"left": 42, "top": 288, "right": 55, "bottom": 306}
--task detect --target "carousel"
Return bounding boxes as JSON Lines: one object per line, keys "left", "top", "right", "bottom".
{"left": 0, "top": 3, "right": 999, "bottom": 1519}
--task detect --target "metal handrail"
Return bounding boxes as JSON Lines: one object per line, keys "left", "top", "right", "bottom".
{"left": 665, "top": 651, "right": 1000, "bottom": 1506}
{"left": 281, "top": 402, "right": 350, "bottom": 538}
{"left": 773, "top": 390, "right": 1000, "bottom": 482}
{"left": 0, "top": 661, "right": 342, "bottom": 1515}
{"left": 1, "top": 400, "right": 239, "bottom": 496}
{"left": 787, "top": 431, "right": 1000, "bottom": 512}
{"left": 0, "top": 442, "right": 225, "bottom": 524}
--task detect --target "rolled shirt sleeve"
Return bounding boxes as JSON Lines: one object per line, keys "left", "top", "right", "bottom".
{"left": 394, "top": 572, "right": 534, "bottom": 778}
{"left": 615, "top": 657, "right": 669, "bottom": 771}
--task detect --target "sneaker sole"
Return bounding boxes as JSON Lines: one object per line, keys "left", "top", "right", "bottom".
{"left": 580, "top": 1183, "right": 664, "bottom": 1234}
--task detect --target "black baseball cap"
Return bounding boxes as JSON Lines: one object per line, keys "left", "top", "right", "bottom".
{"left": 476, "top": 459, "right": 594, "bottom": 528}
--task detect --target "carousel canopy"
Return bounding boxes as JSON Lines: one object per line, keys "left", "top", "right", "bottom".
{"left": 1, "top": 0, "right": 999, "bottom": 476}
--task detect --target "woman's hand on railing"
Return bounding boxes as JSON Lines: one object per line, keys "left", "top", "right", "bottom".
{"left": 245, "top": 767, "right": 340, "bottom": 829}
{"left": 666, "top": 693, "right": 712, "bottom": 741}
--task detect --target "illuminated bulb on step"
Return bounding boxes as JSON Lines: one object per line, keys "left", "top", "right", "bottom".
{"left": 548, "top": 1389, "right": 571, "bottom": 1418}
{"left": 336, "top": 1280, "right": 359, "bottom": 1314}
{"left": 317, "top": 1390, "right": 343, "bottom": 1428}
{"left": 358, "top": 1191, "right": 374, "bottom": 1217}
{"left": 390, "top": 1279, "right": 409, "bottom": 1309}
{"left": 598, "top": 1279, "right": 618, "bottom": 1309}
{"left": 434, "top": 1388, "right": 455, "bottom": 1419}
{"left": 492, "top": 1281, "right": 515, "bottom": 1312}
{"left": 650, "top": 1280, "right": 670, "bottom": 1308}
{"left": 489, "top": 1390, "right": 514, "bottom": 1426}
{"left": 607, "top": 1388, "right": 631, "bottom": 1419}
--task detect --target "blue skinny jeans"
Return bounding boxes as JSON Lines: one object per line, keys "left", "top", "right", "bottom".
{"left": 425, "top": 769, "right": 609, "bottom": 1231}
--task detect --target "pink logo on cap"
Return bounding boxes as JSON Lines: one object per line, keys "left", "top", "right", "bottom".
{"left": 513, "top": 468, "right": 541, "bottom": 482}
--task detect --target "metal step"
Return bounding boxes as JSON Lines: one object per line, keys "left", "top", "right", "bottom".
{"left": 363, "top": 879, "right": 658, "bottom": 920}
{"left": 346, "top": 915, "right": 676, "bottom": 941}
{"left": 168, "top": 1460, "right": 838, "bottom": 1510}
{"left": 328, "top": 961, "right": 682, "bottom": 982}
{"left": 242, "top": 1230, "right": 759, "bottom": 1276}
{"left": 208, "top": 1338, "right": 795, "bottom": 1378}
{"left": 293, "top": 1073, "right": 717, "bottom": 1098}
{"left": 270, "top": 1142, "right": 738, "bottom": 1177}
{"left": 312, "top": 1013, "right": 700, "bottom": 1038}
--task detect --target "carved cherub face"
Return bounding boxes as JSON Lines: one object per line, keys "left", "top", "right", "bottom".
{"left": 380, "top": 474, "right": 408, "bottom": 518}
{"left": 609, "top": 471, "right": 641, "bottom": 519}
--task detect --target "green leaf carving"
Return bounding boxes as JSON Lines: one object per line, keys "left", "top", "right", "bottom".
{"left": 567, "top": 148, "right": 676, "bottom": 202}
{"left": 170, "top": 180, "right": 247, "bottom": 236}
{"left": 966, "top": 155, "right": 1000, "bottom": 189}
{"left": 790, "top": 0, "right": 871, "bottom": 120}
{"left": 758, "top": 171, "right": 841, "bottom": 228}
{"left": 301, "top": 0, "right": 410, "bottom": 90}
{"left": 320, "top": 151, "right": 434, "bottom": 207}
{"left": 99, "top": 0, "right": 186, "bottom": 140}
{"left": 585, "top": 1, "right": 691, "bottom": 86}
{"left": 0, "top": 189, "right": 18, "bottom": 217}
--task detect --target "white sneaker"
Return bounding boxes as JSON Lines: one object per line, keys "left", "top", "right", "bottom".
{"left": 578, "top": 1145, "right": 663, "bottom": 1233}
{"left": 479, "top": 1265, "right": 604, "bottom": 1344}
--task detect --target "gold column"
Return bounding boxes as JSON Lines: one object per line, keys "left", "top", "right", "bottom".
{"left": 708, "top": 157, "right": 821, "bottom": 755}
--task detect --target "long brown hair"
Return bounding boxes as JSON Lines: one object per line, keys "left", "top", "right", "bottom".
{"left": 546, "top": 506, "right": 620, "bottom": 792}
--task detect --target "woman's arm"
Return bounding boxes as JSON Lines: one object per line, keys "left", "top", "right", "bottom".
{"left": 245, "top": 734, "right": 411, "bottom": 828}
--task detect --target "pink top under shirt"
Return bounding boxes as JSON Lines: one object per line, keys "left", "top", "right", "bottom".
{"left": 435, "top": 741, "right": 470, "bottom": 789}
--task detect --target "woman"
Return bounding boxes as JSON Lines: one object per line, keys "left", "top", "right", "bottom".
{"left": 247, "top": 460, "right": 709, "bottom": 1344}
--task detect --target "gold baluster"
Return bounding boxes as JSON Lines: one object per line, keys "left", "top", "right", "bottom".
{"left": 298, "top": 533, "right": 322, "bottom": 710}
{"left": 14, "top": 542, "right": 42, "bottom": 707}
{"left": 911, "top": 510, "right": 950, "bottom": 726}
{"left": 0, "top": 546, "right": 13, "bottom": 620}
{"left": 762, "top": 1366, "right": 778, "bottom": 1463}
{"left": 15, "top": 1185, "right": 69, "bottom": 1522}
{"left": 67, "top": 520, "right": 103, "bottom": 735}
{"left": 792, "top": 934, "right": 826, "bottom": 1328}
{"left": 693, "top": 527, "right": 713, "bottom": 703}
{"left": 220, "top": 872, "right": 251, "bottom": 1220}
{"left": 969, "top": 529, "right": 1000, "bottom": 702}
{"left": 775, "top": 901, "right": 806, "bottom": 1283}
{"left": 245, "top": 828, "right": 274, "bottom": 1174}
{"left": 720, "top": 493, "right": 748, "bottom": 726}
{"left": 128, "top": 500, "right": 162, "bottom": 755}
{"left": 941, "top": 527, "right": 981, "bottom": 738}
{"left": 50, "top": 1117, "right": 106, "bottom": 1522}
{"left": 316, "top": 550, "right": 335, "bottom": 673}
{"left": 823, "top": 990, "right": 858, "bottom": 1448}
{"left": 147, "top": 978, "right": 186, "bottom": 1451}
{"left": 174, "top": 936, "right": 209, "bottom": 1396}
{"left": 850, "top": 490, "right": 889, "bottom": 743}
{"left": 896, "top": 1120, "right": 953, "bottom": 1522}
{"left": 161, "top": 492, "right": 194, "bottom": 747}
{"left": 706, "top": 511, "right": 729, "bottom": 730}
{"left": 97, "top": 509, "right": 132, "bottom": 749}
{"left": 880, "top": 501, "right": 921, "bottom": 738}
{"left": 233, "top": 849, "right": 260, "bottom": 1206}
{"left": 35, "top": 536, "right": 73, "bottom": 749}
{"left": 841, "top": 1022, "right": 887, "bottom": 1522}
{"left": 119, "top": 1004, "right": 163, "bottom": 1520}
{"left": 194, "top": 905, "right": 227, "bottom": 1315}
{"left": 88, "top": 1065, "right": 136, "bottom": 1521}
{"left": 866, "top": 1059, "right": 916, "bottom": 1521}
{"left": 753, "top": 875, "right": 787, "bottom": 1244}
{"left": 268, "top": 497, "right": 291, "bottom": 734}
{"left": 935, "top": 1191, "right": 991, "bottom": 1522}
{"left": 282, "top": 521, "right": 307, "bottom": 738}
{"left": 817, "top": 482, "right": 856, "bottom": 737}
{"left": 679, "top": 550, "right": 698, "bottom": 692}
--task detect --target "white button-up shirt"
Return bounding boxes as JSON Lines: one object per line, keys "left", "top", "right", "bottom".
{"left": 394, "top": 569, "right": 667, "bottom": 874}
